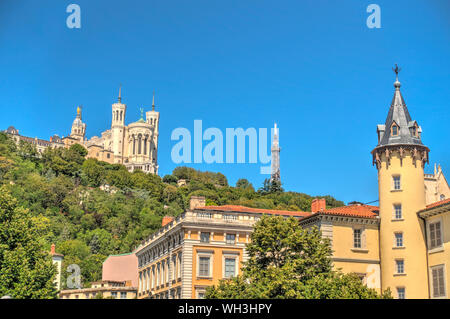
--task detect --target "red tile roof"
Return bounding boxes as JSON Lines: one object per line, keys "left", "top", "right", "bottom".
{"left": 196, "top": 203, "right": 379, "bottom": 220}
{"left": 197, "top": 205, "right": 311, "bottom": 218}
{"left": 425, "top": 198, "right": 450, "bottom": 210}
{"left": 312, "top": 204, "right": 379, "bottom": 219}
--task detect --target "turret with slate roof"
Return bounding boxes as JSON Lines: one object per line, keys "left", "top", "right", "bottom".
{"left": 372, "top": 65, "right": 429, "bottom": 169}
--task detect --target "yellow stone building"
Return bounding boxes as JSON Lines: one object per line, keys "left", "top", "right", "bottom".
{"left": 134, "top": 71, "right": 449, "bottom": 299}
{"left": 134, "top": 197, "right": 310, "bottom": 299}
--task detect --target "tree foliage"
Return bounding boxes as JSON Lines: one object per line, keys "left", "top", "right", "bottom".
{"left": 206, "top": 215, "right": 392, "bottom": 299}
{"left": 0, "top": 186, "right": 58, "bottom": 299}
{"left": 0, "top": 133, "right": 345, "bottom": 290}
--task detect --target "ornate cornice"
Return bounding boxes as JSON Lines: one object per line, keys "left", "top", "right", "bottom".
{"left": 371, "top": 144, "right": 429, "bottom": 169}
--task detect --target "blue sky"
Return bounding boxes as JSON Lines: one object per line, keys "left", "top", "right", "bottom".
{"left": 1, "top": 0, "right": 449, "bottom": 204}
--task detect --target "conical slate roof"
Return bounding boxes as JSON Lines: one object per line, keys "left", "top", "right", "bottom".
{"left": 375, "top": 77, "right": 424, "bottom": 148}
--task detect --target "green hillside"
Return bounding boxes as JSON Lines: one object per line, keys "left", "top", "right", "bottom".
{"left": 0, "top": 132, "right": 344, "bottom": 289}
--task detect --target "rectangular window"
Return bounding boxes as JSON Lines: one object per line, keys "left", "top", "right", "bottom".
{"left": 156, "top": 264, "right": 160, "bottom": 287}
{"left": 394, "top": 204, "right": 402, "bottom": 219}
{"left": 200, "top": 232, "right": 210, "bottom": 243}
{"left": 199, "top": 256, "right": 211, "bottom": 277}
{"left": 432, "top": 266, "right": 446, "bottom": 298}
{"left": 224, "top": 258, "right": 236, "bottom": 278}
{"left": 353, "top": 229, "right": 362, "bottom": 248}
{"left": 395, "top": 233, "right": 403, "bottom": 247}
{"left": 177, "top": 253, "right": 182, "bottom": 279}
{"left": 152, "top": 268, "right": 156, "bottom": 289}
{"left": 120, "top": 292, "right": 127, "bottom": 299}
{"left": 226, "top": 234, "right": 236, "bottom": 245}
{"left": 393, "top": 176, "right": 401, "bottom": 190}
{"left": 392, "top": 125, "right": 398, "bottom": 136}
{"left": 397, "top": 287, "right": 405, "bottom": 299}
{"left": 429, "top": 221, "right": 442, "bottom": 249}
{"left": 161, "top": 261, "right": 165, "bottom": 285}
{"left": 166, "top": 259, "right": 169, "bottom": 283}
{"left": 396, "top": 260, "right": 404, "bottom": 274}
{"left": 172, "top": 255, "right": 177, "bottom": 281}
{"left": 111, "top": 292, "right": 117, "bottom": 299}
{"left": 197, "top": 290, "right": 206, "bottom": 299}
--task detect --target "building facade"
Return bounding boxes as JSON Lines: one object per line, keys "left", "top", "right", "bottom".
{"left": 59, "top": 280, "right": 137, "bottom": 299}
{"left": 134, "top": 196, "right": 310, "bottom": 299}
{"left": 102, "top": 252, "right": 139, "bottom": 288}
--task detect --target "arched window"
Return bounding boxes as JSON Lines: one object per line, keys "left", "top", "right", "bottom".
{"left": 138, "top": 134, "right": 142, "bottom": 154}
{"left": 144, "top": 136, "right": 148, "bottom": 155}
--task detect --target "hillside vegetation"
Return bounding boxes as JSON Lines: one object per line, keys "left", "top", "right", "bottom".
{"left": 0, "top": 132, "right": 344, "bottom": 288}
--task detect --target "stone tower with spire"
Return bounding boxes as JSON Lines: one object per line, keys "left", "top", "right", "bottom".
{"left": 70, "top": 105, "right": 86, "bottom": 142}
{"left": 372, "top": 66, "right": 430, "bottom": 298}
{"left": 111, "top": 86, "right": 127, "bottom": 163}
{"left": 144, "top": 92, "right": 160, "bottom": 174}
{"left": 271, "top": 123, "right": 281, "bottom": 182}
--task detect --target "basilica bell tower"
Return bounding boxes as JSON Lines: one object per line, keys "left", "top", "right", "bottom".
{"left": 111, "top": 86, "right": 127, "bottom": 164}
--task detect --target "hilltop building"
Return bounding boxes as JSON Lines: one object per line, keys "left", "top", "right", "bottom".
{"left": 4, "top": 88, "right": 160, "bottom": 174}
{"left": 4, "top": 126, "right": 65, "bottom": 154}
{"left": 64, "top": 89, "right": 160, "bottom": 174}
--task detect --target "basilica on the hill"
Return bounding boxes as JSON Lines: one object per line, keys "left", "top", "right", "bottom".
{"left": 6, "top": 88, "right": 160, "bottom": 174}
{"left": 65, "top": 89, "right": 160, "bottom": 174}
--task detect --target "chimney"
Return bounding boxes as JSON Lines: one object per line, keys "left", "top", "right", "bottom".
{"left": 311, "top": 198, "right": 326, "bottom": 213}
{"left": 190, "top": 196, "right": 206, "bottom": 210}
{"left": 51, "top": 243, "right": 56, "bottom": 255}
{"left": 162, "top": 216, "right": 174, "bottom": 227}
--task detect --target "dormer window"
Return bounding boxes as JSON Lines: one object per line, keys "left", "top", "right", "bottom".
{"left": 409, "top": 122, "right": 419, "bottom": 138}
{"left": 391, "top": 122, "right": 399, "bottom": 136}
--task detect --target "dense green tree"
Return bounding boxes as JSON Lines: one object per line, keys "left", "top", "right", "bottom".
{"left": 0, "top": 133, "right": 346, "bottom": 293}
{"left": 81, "top": 158, "right": 106, "bottom": 187}
{"left": 105, "top": 167, "right": 132, "bottom": 190}
{"left": 258, "top": 178, "right": 283, "bottom": 194}
{"left": 162, "top": 174, "right": 178, "bottom": 184}
{"left": 236, "top": 178, "right": 253, "bottom": 190}
{"left": 0, "top": 186, "right": 58, "bottom": 299}
{"left": 206, "top": 215, "right": 391, "bottom": 299}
